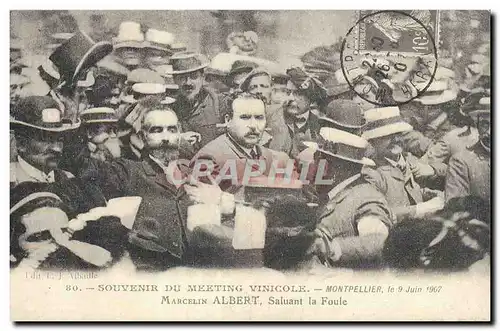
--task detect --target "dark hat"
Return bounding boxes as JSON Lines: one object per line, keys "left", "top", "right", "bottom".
{"left": 272, "top": 73, "right": 289, "bottom": 85}
{"left": 286, "top": 67, "right": 327, "bottom": 102}
{"left": 460, "top": 91, "right": 490, "bottom": 118}
{"left": 239, "top": 68, "right": 271, "bottom": 92}
{"left": 49, "top": 30, "right": 113, "bottom": 87}
{"left": 229, "top": 60, "right": 257, "bottom": 77}
{"left": 166, "top": 52, "right": 209, "bottom": 75}
{"left": 80, "top": 107, "right": 119, "bottom": 124}
{"left": 10, "top": 96, "right": 80, "bottom": 132}
{"left": 319, "top": 99, "right": 365, "bottom": 134}
{"left": 10, "top": 182, "right": 62, "bottom": 217}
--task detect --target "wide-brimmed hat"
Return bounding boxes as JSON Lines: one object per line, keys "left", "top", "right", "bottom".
{"left": 311, "top": 127, "right": 375, "bottom": 166}
{"left": 144, "top": 29, "right": 174, "bottom": 54}
{"left": 113, "top": 21, "right": 145, "bottom": 50}
{"left": 166, "top": 52, "right": 209, "bottom": 75}
{"left": 127, "top": 68, "right": 165, "bottom": 85}
{"left": 286, "top": 67, "right": 327, "bottom": 103}
{"left": 318, "top": 99, "right": 365, "bottom": 134}
{"left": 49, "top": 30, "right": 113, "bottom": 87}
{"left": 362, "top": 106, "right": 413, "bottom": 140}
{"left": 169, "top": 43, "right": 187, "bottom": 53}
{"left": 413, "top": 67, "right": 457, "bottom": 105}
{"left": 80, "top": 107, "right": 119, "bottom": 124}
{"left": 10, "top": 96, "right": 80, "bottom": 132}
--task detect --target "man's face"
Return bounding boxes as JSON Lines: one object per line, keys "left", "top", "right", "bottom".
{"left": 233, "top": 34, "right": 254, "bottom": 52}
{"left": 173, "top": 70, "right": 204, "bottom": 102}
{"left": 143, "top": 49, "right": 169, "bottom": 69}
{"left": 477, "top": 114, "right": 491, "bottom": 151}
{"left": 17, "top": 131, "right": 64, "bottom": 173}
{"left": 283, "top": 81, "right": 310, "bottom": 116}
{"left": 232, "top": 71, "right": 252, "bottom": 88}
{"left": 369, "top": 133, "right": 404, "bottom": 160}
{"left": 86, "top": 123, "right": 121, "bottom": 159}
{"left": 227, "top": 98, "right": 266, "bottom": 148}
{"left": 141, "top": 110, "right": 180, "bottom": 161}
{"left": 18, "top": 207, "right": 68, "bottom": 255}
{"left": 246, "top": 74, "right": 271, "bottom": 104}
{"left": 271, "top": 83, "right": 288, "bottom": 105}
{"left": 115, "top": 47, "right": 143, "bottom": 68}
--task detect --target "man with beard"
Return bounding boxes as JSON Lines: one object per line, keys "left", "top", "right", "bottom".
{"left": 74, "top": 108, "right": 229, "bottom": 270}
{"left": 168, "top": 52, "right": 224, "bottom": 150}
{"left": 79, "top": 107, "right": 122, "bottom": 161}
{"left": 304, "top": 127, "right": 394, "bottom": 268}
{"left": 10, "top": 96, "right": 80, "bottom": 188}
{"left": 445, "top": 102, "right": 490, "bottom": 203}
{"left": 267, "top": 67, "right": 324, "bottom": 158}
{"left": 191, "top": 92, "right": 293, "bottom": 199}
{"left": 361, "top": 107, "right": 445, "bottom": 222}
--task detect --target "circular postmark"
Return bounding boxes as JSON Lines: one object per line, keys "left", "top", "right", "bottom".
{"left": 340, "top": 10, "right": 439, "bottom": 107}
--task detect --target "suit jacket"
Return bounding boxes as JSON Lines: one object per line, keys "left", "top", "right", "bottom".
{"left": 191, "top": 133, "right": 294, "bottom": 200}
{"left": 421, "top": 126, "right": 479, "bottom": 178}
{"left": 445, "top": 143, "right": 490, "bottom": 203}
{"left": 317, "top": 175, "right": 394, "bottom": 267}
{"left": 362, "top": 155, "right": 424, "bottom": 222}
{"left": 10, "top": 161, "right": 74, "bottom": 188}
{"left": 172, "top": 86, "right": 225, "bottom": 156}
{"left": 268, "top": 108, "right": 321, "bottom": 158}
{"left": 77, "top": 157, "right": 191, "bottom": 270}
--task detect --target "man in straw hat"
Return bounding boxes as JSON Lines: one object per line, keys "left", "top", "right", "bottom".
{"left": 79, "top": 107, "right": 122, "bottom": 161}
{"left": 143, "top": 28, "right": 174, "bottom": 71}
{"left": 415, "top": 91, "right": 488, "bottom": 188}
{"left": 303, "top": 127, "right": 394, "bottom": 267}
{"left": 361, "top": 106, "right": 445, "bottom": 222}
{"left": 445, "top": 97, "right": 490, "bottom": 203}
{"left": 10, "top": 96, "right": 80, "bottom": 187}
{"left": 112, "top": 21, "right": 145, "bottom": 70}
{"left": 168, "top": 52, "right": 224, "bottom": 148}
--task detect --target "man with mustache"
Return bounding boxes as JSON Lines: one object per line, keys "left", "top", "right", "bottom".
{"left": 361, "top": 107, "right": 445, "bottom": 222}
{"left": 445, "top": 99, "right": 490, "bottom": 203}
{"left": 267, "top": 67, "right": 324, "bottom": 158}
{"left": 191, "top": 92, "right": 293, "bottom": 199}
{"left": 10, "top": 96, "right": 80, "bottom": 188}
{"left": 168, "top": 52, "right": 224, "bottom": 151}
{"left": 74, "top": 107, "right": 231, "bottom": 270}
{"left": 112, "top": 21, "right": 145, "bottom": 71}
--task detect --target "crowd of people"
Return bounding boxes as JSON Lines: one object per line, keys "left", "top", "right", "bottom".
{"left": 10, "top": 14, "right": 491, "bottom": 273}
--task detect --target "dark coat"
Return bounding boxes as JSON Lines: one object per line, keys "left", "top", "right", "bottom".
{"left": 77, "top": 157, "right": 191, "bottom": 271}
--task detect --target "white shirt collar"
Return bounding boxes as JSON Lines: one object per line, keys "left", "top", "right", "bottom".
{"left": 17, "top": 156, "right": 55, "bottom": 183}
{"left": 327, "top": 174, "right": 361, "bottom": 201}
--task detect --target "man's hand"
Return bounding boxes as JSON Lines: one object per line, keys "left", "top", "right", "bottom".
{"left": 412, "top": 162, "right": 436, "bottom": 179}
{"left": 181, "top": 131, "right": 202, "bottom": 145}
{"left": 415, "top": 196, "right": 445, "bottom": 217}
{"left": 185, "top": 180, "right": 223, "bottom": 205}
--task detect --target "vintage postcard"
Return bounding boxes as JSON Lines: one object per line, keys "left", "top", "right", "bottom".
{"left": 10, "top": 10, "right": 490, "bottom": 321}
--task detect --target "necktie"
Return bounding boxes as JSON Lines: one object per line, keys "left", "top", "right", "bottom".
{"left": 250, "top": 148, "right": 259, "bottom": 160}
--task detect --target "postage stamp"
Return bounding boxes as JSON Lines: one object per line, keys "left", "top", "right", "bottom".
{"left": 340, "top": 10, "right": 440, "bottom": 107}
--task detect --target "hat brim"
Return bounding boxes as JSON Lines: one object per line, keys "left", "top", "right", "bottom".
{"left": 317, "top": 148, "right": 376, "bottom": 167}
{"left": 121, "top": 95, "right": 138, "bottom": 104}
{"left": 165, "top": 63, "right": 209, "bottom": 75}
{"left": 83, "top": 119, "right": 119, "bottom": 124}
{"left": 143, "top": 44, "right": 173, "bottom": 54}
{"left": 72, "top": 41, "right": 114, "bottom": 84}
{"left": 416, "top": 90, "right": 457, "bottom": 105}
{"left": 318, "top": 116, "right": 365, "bottom": 130}
{"left": 114, "top": 41, "right": 144, "bottom": 50}
{"left": 362, "top": 122, "right": 413, "bottom": 140}
{"left": 10, "top": 119, "right": 81, "bottom": 132}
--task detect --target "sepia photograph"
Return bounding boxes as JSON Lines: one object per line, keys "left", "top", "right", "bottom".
{"left": 9, "top": 9, "right": 491, "bottom": 321}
